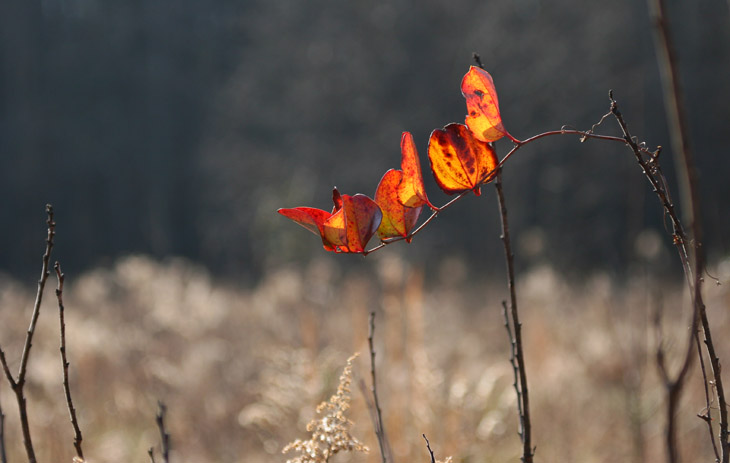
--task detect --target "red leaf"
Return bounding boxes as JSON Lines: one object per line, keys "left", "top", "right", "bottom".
{"left": 278, "top": 188, "right": 382, "bottom": 253}
{"left": 427, "top": 123, "right": 498, "bottom": 195}
{"left": 461, "top": 66, "right": 512, "bottom": 142}
{"left": 375, "top": 169, "right": 423, "bottom": 240}
{"left": 397, "top": 132, "right": 434, "bottom": 210}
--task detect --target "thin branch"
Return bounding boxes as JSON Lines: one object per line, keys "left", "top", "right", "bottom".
{"left": 422, "top": 434, "right": 436, "bottom": 463}
{"left": 614, "top": 93, "right": 698, "bottom": 463}
{"left": 56, "top": 262, "right": 85, "bottom": 461}
{"left": 367, "top": 312, "right": 390, "bottom": 463}
{"left": 155, "top": 401, "right": 171, "bottom": 463}
{"left": 0, "top": 205, "right": 55, "bottom": 463}
{"left": 148, "top": 447, "right": 157, "bottom": 463}
{"left": 0, "top": 382, "right": 7, "bottom": 463}
{"left": 695, "top": 329, "right": 721, "bottom": 462}
{"left": 494, "top": 168, "right": 533, "bottom": 463}
{"left": 502, "top": 301, "right": 524, "bottom": 434}
{"left": 648, "top": 0, "right": 729, "bottom": 457}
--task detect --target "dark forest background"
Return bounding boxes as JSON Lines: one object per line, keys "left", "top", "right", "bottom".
{"left": 2, "top": 0, "right": 729, "bottom": 282}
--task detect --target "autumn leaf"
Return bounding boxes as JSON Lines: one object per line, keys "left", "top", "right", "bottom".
{"left": 374, "top": 169, "right": 422, "bottom": 240}
{"left": 278, "top": 188, "right": 382, "bottom": 253}
{"left": 427, "top": 123, "right": 498, "bottom": 196}
{"left": 462, "top": 66, "right": 514, "bottom": 143}
{"left": 397, "top": 132, "right": 435, "bottom": 210}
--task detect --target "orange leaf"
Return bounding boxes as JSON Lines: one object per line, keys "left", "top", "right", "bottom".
{"left": 375, "top": 169, "right": 423, "bottom": 240}
{"left": 427, "top": 123, "right": 498, "bottom": 195}
{"left": 462, "top": 66, "right": 511, "bottom": 142}
{"left": 397, "top": 132, "right": 434, "bottom": 210}
{"left": 278, "top": 188, "right": 382, "bottom": 253}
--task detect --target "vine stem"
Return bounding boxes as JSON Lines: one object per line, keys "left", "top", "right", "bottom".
{"left": 364, "top": 129, "right": 626, "bottom": 255}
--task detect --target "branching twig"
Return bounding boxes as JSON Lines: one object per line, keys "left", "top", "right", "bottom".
{"left": 56, "top": 262, "right": 85, "bottom": 461}
{"left": 0, "top": 204, "right": 56, "bottom": 463}
{"left": 613, "top": 92, "right": 699, "bottom": 463}
{"left": 648, "top": 0, "right": 727, "bottom": 459}
{"left": 494, "top": 168, "right": 533, "bottom": 463}
{"left": 155, "top": 401, "right": 171, "bottom": 463}
{"left": 367, "top": 312, "right": 390, "bottom": 463}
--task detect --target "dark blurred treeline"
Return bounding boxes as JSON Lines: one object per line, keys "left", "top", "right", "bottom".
{"left": 1, "top": 0, "right": 729, "bottom": 282}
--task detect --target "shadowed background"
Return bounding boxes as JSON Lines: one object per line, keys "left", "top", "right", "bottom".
{"left": 1, "top": 0, "right": 729, "bottom": 281}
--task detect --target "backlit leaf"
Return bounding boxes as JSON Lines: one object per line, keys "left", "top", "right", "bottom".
{"left": 338, "top": 193, "right": 382, "bottom": 253}
{"left": 462, "top": 66, "right": 510, "bottom": 142}
{"left": 278, "top": 188, "right": 382, "bottom": 253}
{"left": 375, "top": 169, "right": 423, "bottom": 240}
{"left": 397, "top": 132, "right": 434, "bottom": 210}
{"left": 427, "top": 123, "right": 498, "bottom": 195}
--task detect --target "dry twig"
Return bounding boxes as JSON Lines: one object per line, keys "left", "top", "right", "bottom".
{"left": 647, "top": 1, "right": 728, "bottom": 461}
{"left": 367, "top": 312, "right": 390, "bottom": 463}
{"left": 55, "top": 262, "right": 85, "bottom": 461}
{"left": 0, "top": 204, "right": 56, "bottom": 463}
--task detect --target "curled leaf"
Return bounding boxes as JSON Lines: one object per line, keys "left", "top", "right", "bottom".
{"left": 278, "top": 188, "right": 382, "bottom": 253}
{"left": 397, "top": 132, "right": 434, "bottom": 210}
{"left": 427, "top": 123, "right": 498, "bottom": 195}
{"left": 375, "top": 169, "right": 423, "bottom": 240}
{"left": 462, "top": 66, "right": 511, "bottom": 142}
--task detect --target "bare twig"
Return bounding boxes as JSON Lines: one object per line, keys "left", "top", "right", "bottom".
{"left": 695, "top": 330, "right": 721, "bottom": 462}
{"left": 148, "top": 447, "right": 157, "bottom": 463}
{"left": 613, "top": 93, "right": 699, "bottom": 463}
{"left": 502, "top": 301, "right": 524, "bottom": 433}
{"left": 55, "top": 262, "right": 85, "bottom": 461}
{"left": 155, "top": 401, "right": 171, "bottom": 463}
{"left": 367, "top": 312, "right": 390, "bottom": 463}
{"left": 422, "top": 434, "right": 436, "bottom": 463}
{"left": 0, "top": 382, "right": 7, "bottom": 463}
{"left": 0, "top": 204, "right": 56, "bottom": 463}
{"left": 648, "top": 0, "right": 727, "bottom": 459}
{"left": 494, "top": 168, "right": 533, "bottom": 463}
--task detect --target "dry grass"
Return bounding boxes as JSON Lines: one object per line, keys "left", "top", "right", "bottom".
{"left": 0, "top": 254, "right": 729, "bottom": 462}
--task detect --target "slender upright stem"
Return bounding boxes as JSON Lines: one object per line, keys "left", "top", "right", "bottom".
{"left": 56, "top": 262, "right": 85, "bottom": 461}
{"left": 494, "top": 168, "right": 533, "bottom": 463}
{"left": 0, "top": 205, "right": 55, "bottom": 463}
{"left": 422, "top": 434, "right": 436, "bottom": 463}
{"left": 368, "top": 312, "right": 389, "bottom": 463}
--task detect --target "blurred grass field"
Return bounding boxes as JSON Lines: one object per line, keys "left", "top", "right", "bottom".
{"left": 1, "top": 254, "right": 728, "bottom": 462}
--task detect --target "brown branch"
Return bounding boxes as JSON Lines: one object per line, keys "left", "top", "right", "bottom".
{"left": 494, "top": 168, "right": 533, "bottom": 463}
{"left": 648, "top": 0, "right": 727, "bottom": 459}
{"left": 367, "top": 312, "right": 390, "bottom": 463}
{"left": 55, "top": 262, "right": 85, "bottom": 461}
{"left": 695, "top": 330, "right": 721, "bottom": 462}
{"left": 155, "top": 401, "right": 171, "bottom": 463}
{"left": 613, "top": 93, "right": 698, "bottom": 463}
